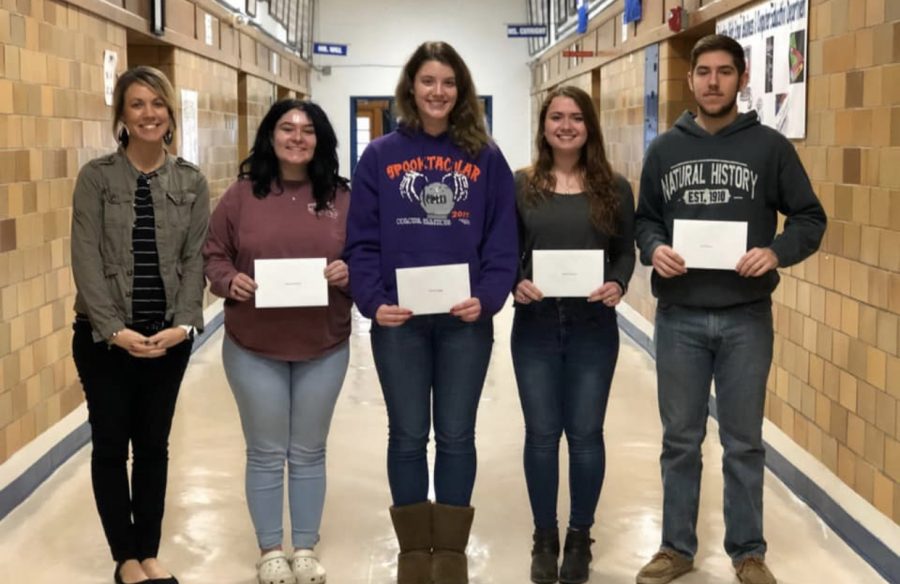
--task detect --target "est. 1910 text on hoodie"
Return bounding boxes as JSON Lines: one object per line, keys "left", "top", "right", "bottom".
{"left": 635, "top": 111, "right": 827, "bottom": 308}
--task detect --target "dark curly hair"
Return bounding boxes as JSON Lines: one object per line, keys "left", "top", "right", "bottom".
{"left": 524, "top": 86, "right": 619, "bottom": 234}
{"left": 239, "top": 99, "right": 348, "bottom": 212}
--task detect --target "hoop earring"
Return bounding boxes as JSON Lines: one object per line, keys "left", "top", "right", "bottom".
{"left": 117, "top": 125, "right": 129, "bottom": 146}
{"left": 163, "top": 129, "right": 173, "bottom": 145}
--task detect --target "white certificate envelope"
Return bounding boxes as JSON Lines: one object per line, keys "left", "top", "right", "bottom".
{"left": 672, "top": 219, "right": 748, "bottom": 270}
{"left": 254, "top": 258, "right": 328, "bottom": 308}
{"left": 532, "top": 250, "right": 605, "bottom": 297}
{"left": 396, "top": 263, "right": 471, "bottom": 315}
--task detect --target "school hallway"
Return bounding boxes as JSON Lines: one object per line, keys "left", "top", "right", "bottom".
{"left": 0, "top": 306, "right": 887, "bottom": 584}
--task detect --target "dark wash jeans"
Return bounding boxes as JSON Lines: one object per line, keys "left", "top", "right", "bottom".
{"left": 72, "top": 320, "right": 192, "bottom": 561}
{"left": 511, "top": 299, "right": 619, "bottom": 530}
{"left": 653, "top": 299, "right": 773, "bottom": 562}
{"left": 371, "top": 314, "right": 493, "bottom": 507}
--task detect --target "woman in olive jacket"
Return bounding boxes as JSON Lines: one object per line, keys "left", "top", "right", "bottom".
{"left": 70, "top": 66, "right": 208, "bottom": 584}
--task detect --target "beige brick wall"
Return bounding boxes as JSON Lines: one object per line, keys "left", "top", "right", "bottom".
{"left": 767, "top": 0, "right": 900, "bottom": 522}
{"left": 532, "top": 0, "right": 900, "bottom": 523}
{"left": 0, "top": 0, "right": 125, "bottom": 461}
{"left": 238, "top": 74, "right": 278, "bottom": 172}
{"left": 596, "top": 49, "right": 655, "bottom": 322}
{"left": 0, "top": 0, "right": 307, "bottom": 464}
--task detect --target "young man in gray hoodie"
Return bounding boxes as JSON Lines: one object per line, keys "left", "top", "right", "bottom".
{"left": 634, "top": 34, "right": 826, "bottom": 584}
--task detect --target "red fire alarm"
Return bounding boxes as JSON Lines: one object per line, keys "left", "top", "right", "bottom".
{"left": 668, "top": 6, "right": 686, "bottom": 33}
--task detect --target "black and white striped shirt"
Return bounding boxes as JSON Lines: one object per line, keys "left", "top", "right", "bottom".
{"left": 132, "top": 173, "right": 167, "bottom": 322}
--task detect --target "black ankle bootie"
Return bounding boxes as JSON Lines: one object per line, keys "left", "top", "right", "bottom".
{"left": 530, "top": 528, "right": 560, "bottom": 583}
{"left": 559, "top": 528, "right": 593, "bottom": 584}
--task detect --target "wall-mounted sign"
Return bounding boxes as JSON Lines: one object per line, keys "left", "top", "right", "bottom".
{"left": 151, "top": 0, "right": 164, "bottom": 36}
{"left": 204, "top": 13, "right": 214, "bottom": 46}
{"left": 717, "top": 0, "right": 809, "bottom": 138}
{"left": 562, "top": 50, "right": 594, "bottom": 58}
{"left": 313, "top": 43, "right": 348, "bottom": 56}
{"left": 577, "top": 0, "right": 588, "bottom": 33}
{"left": 507, "top": 24, "right": 548, "bottom": 38}
{"left": 103, "top": 50, "right": 118, "bottom": 107}
{"left": 180, "top": 89, "right": 199, "bottom": 165}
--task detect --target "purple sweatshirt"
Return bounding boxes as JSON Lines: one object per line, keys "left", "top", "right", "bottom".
{"left": 345, "top": 128, "right": 518, "bottom": 319}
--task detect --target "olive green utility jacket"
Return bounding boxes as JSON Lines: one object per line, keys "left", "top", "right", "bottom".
{"left": 71, "top": 148, "right": 210, "bottom": 342}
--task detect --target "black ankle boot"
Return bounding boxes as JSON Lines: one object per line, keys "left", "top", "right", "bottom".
{"left": 559, "top": 528, "right": 593, "bottom": 584}
{"left": 530, "top": 528, "right": 560, "bottom": 583}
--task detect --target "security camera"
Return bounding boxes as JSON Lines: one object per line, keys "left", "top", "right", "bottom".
{"left": 231, "top": 13, "right": 247, "bottom": 27}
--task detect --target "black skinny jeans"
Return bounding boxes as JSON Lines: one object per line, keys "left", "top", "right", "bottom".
{"left": 72, "top": 320, "right": 192, "bottom": 562}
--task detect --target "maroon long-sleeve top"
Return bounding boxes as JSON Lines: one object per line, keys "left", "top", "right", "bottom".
{"left": 203, "top": 178, "right": 351, "bottom": 361}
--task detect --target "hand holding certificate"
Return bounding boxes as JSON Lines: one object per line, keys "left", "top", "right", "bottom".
{"left": 254, "top": 258, "right": 328, "bottom": 308}
{"left": 532, "top": 249, "right": 605, "bottom": 297}
{"left": 396, "top": 263, "right": 471, "bottom": 315}
{"left": 672, "top": 219, "right": 748, "bottom": 271}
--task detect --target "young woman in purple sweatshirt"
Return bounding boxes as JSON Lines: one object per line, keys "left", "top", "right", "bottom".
{"left": 345, "top": 41, "right": 518, "bottom": 584}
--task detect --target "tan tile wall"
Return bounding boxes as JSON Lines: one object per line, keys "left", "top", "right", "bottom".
{"left": 532, "top": 0, "right": 899, "bottom": 523}
{"left": 0, "top": 0, "right": 307, "bottom": 463}
{"left": 237, "top": 74, "right": 277, "bottom": 168}
{"left": 765, "top": 0, "right": 900, "bottom": 522}
{"left": 596, "top": 50, "right": 654, "bottom": 322}
{"left": 0, "top": 0, "right": 126, "bottom": 461}
{"left": 169, "top": 48, "right": 239, "bottom": 200}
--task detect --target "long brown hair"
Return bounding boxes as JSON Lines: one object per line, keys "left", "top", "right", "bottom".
{"left": 524, "top": 86, "right": 619, "bottom": 233}
{"left": 394, "top": 41, "right": 490, "bottom": 158}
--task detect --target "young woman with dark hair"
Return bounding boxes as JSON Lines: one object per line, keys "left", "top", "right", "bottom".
{"left": 345, "top": 41, "right": 518, "bottom": 584}
{"left": 513, "top": 86, "right": 635, "bottom": 584}
{"left": 204, "top": 99, "right": 350, "bottom": 584}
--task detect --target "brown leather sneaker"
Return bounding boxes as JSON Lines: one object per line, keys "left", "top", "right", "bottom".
{"left": 635, "top": 550, "right": 693, "bottom": 584}
{"left": 735, "top": 556, "right": 777, "bottom": 584}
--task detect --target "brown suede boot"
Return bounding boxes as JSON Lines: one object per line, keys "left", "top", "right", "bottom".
{"left": 390, "top": 501, "right": 433, "bottom": 584}
{"left": 431, "top": 503, "right": 475, "bottom": 584}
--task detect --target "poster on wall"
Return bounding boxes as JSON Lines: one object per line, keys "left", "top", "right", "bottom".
{"left": 716, "top": 0, "right": 808, "bottom": 139}
{"left": 103, "top": 50, "right": 118, "bottom": 107}
{"left": 180, "top": 89, "right": 199, "bottom": 165}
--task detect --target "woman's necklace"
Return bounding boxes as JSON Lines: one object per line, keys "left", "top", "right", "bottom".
{"left": 553, "top": 170, "right": 583, "bottom": 195}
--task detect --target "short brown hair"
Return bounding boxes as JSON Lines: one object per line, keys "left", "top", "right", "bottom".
{"left": 111, "top": 66, "right": 177, "bottom": 142}
{"left": 690, "top": 34, "right": 747, "bottom": 77}
{"left": 394, "top": 41, "right": 490, "bottom": 157}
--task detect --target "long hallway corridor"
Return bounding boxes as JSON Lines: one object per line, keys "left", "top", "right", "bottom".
{"left": 0, "top": 307, "right": 886, "bottom": 583}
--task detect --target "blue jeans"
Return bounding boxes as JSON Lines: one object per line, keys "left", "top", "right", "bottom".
{"left": 511, "top": 300, "right": 619, "bottom": 530}
{"left": 222, "top": 335, "right": 349, "bottom": 549}
{"left": 654, "top": 299, "right": 773, "bottom": 562}
{"left": 371, "top": 315, "right": 493, "bottom": 507}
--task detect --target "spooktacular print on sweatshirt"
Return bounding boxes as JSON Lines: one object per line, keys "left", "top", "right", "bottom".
{"left": 345, "top": 128, "right": 519, "bottom": 319}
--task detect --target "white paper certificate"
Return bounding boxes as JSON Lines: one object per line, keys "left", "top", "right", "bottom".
{"left": 254, "top": 258, "right": 328, "bottom": 308}
{"left": 396, "top": 263, "right": 471, "bottom": 315}
{"left": 672, "top": 219, "right": 748, "bottom": 270}
{"left": 532, "top": 250, "right": 605, "bottom": 297}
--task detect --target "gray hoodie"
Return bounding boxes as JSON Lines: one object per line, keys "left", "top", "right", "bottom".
{"left": 635, "top": 110, "right": 826, "bottom": 308}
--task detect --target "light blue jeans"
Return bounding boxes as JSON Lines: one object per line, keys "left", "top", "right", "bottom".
{"left": 654, "top": 299, "right": 772, "bottom": 563}
{"left": 222, "top": 335, "right": 349, "bottom": 550}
